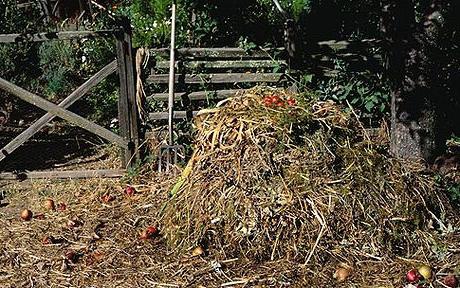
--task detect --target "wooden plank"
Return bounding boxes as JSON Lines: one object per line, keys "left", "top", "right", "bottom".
{"left": 150, "top": 47, "right": 285, "bottom": 59}
{"left": 0, "top": 76, "right": 128, "bottom": 147}
{"left": 0, "top": 60, "right": 117, "bottom": 162}
{"left": 147, "top": 89, "right": 245, "bottom": 102}
{"left": 147, "top": 39, "right": 382, "bottom": 61}
{"left": 0, "top": 169, "right": 125, "bottom": 180}
{"left": 115, "top": 18, "right": 140, "bottom": 167}
{"left": 147, "top": 73, "right": 283, "bottom": 84}
{"left": 0, "top": 30, "right": 116, "bottom": 43}
{"left": 149, "top": 111, "right": 198, "bottom": 120}
{"left": 148, "top": 40, "right": 381, "bottom": 58}
{"left": 17, "top": 2, "right": 35, "bottom": 8}
{"left": 154, "top": 60, "right": 287, "bottom": 70}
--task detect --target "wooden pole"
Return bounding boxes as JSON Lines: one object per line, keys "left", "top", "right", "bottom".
{"left": 168, "top": 1, "right": 177, "bottom": 146}
{"left": 115, "top": 17, "right": 140, "bottom": 167}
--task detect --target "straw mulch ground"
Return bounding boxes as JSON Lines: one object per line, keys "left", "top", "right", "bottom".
{"left": 0, "top": 88, "right": 459, "bottom": 287}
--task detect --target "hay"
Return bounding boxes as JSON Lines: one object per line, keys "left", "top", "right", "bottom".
{"left": 0, "top": 88, "right": 458, "bottom": 287}
{"left": 160, "top": 87, "right": 460, "bottom": 286}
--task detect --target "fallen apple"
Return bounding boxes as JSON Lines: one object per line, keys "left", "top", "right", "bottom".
{"left": 443, "top": 275, "right": 459, "bottom": 288}
{"left": 146, "top": 226, "right": 158, "bottom": 236}
{"left": 125, "top": 185, "right": 136, "bottom": 196}
{"left": 140, "top": 226, "right": 159, "bottom": 240}
{"left": 44, "top": 199, "right": 55, "bottom": 211}
{"left": 20, "top": 209, "right": 33, "bottom": 221}
{"left": 418, "top": 265, "right": 432, "bottom": 280}
{"left": 263, "top": 96, "right": 272, "bottom": 107}
{"left": 333, "top": 267, "right": 351, "bottom": 283}
{"left": 101, "top": 194, "right": 115, "bottom": 203}
{"left": 406, "top": 269, "right": 420, "bottom": 283}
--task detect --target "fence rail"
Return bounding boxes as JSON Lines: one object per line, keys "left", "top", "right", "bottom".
{"left": 0, "top": 19, "right": 139, "bottom": 179}
{"left": 0, "top": 30, "right": 117, "bottom": 43}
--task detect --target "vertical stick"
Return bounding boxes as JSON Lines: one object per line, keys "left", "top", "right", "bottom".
{"left": 168, "top": 1, "right": 176, "bottom": 146}
{"left": 116, "top": 17, "right": 139, "bottom": 167}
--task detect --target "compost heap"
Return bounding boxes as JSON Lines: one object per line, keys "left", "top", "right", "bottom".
{"left": 161, "top": 88, "right": 458, "bottom": 281}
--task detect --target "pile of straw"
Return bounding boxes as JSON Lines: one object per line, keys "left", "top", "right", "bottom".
{"left": 161, "top": 87, "right": 459, "bottom": 285}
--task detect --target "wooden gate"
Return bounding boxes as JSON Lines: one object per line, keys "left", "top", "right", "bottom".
{"left": 0, "top": 19, "right": 140, "bottom": 180}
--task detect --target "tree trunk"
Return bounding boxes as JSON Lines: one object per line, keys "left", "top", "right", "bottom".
{"left": 384, "top": 0, "right": 451, "bottom": 162}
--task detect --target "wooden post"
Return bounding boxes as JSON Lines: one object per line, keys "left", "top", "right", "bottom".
{"left": 115, "top": 17, "right": 140, "bottom": 167}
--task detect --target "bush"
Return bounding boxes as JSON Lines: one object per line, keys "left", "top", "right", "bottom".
{"left": 315, "top": 58, "right": 390, "bottom": 123}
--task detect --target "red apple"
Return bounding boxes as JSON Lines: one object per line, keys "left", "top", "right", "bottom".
{"left": 443, "top": 275, "right": 459, "bottom": 288}
{"left": 287, "top": 98, "right": 296, "bottom": 106}
{"left": 125, "top": 185, "right": 136, "bottom": 196}
{"left": 406, "top": 269, "right": 420, "bottom": 283}
{"left": 146, "top": 226, "right": 158, "bottom": 236}
{"left": 101, "top": 194, "right": 115, "bottom": 203}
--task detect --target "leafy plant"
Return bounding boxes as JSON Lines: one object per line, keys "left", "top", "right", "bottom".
{"left": 39, "top": 40, "right": 79, "bottom": 98}
{"left": 316, "top": 58, "right": 390, "bottom": 122}
{"left": 256, "top": 0, "right": 311, "bottom": 21}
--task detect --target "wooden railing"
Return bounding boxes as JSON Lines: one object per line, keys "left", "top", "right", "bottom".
{"left": 146, "top": 47, "right": 291, "bottom": 121}
{"left": 145, "top": 39, "right": 383, "bottom": 121}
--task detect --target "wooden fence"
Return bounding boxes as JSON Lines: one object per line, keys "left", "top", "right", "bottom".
{"left": 0, "top": 17, "right": 384, "bottom": 180}
{"left": 144, "top": 39, "right": 383, "bottom": 122}
{"left": 0, "top": 18, "right": 139, "bottom": 180}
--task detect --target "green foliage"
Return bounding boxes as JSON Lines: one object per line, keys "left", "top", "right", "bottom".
{"left": 113, "top": 0, "right": 217, "bottom": 47}
{"left": 39, "top": 41, "right": 78, "bottom": 98}
{"left": 435, "top": 173, "right": 460, "bottom": 206}
{"left": 448, "top": 183, "right": 460, "bottom": 203}
{"left": 0, "top": 0, "right": 44, "bottom": 34}
{"left": 256, "top": 0, "right": 311, "bottom": 21}
{"left": 316, "top": 59, "right": 390, "bottom": 120}
{"left": 115, "top": 0, "right": 170, "bottom": 47}
{"left": 292, "top": 0, "right": 312, "bottom": 19}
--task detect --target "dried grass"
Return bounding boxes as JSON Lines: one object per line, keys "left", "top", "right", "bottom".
{"left": 159, "top": 87, "right": 460, "bottom": 286}
{"left": 0, "top": 88, "right": 458, "bottom": 287}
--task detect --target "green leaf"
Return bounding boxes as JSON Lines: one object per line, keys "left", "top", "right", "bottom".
{"left": 302, "top": 74, "right": 313, "bottom": 84}
{"left": 365, "top": 101, "right": 375, "bottom": 112}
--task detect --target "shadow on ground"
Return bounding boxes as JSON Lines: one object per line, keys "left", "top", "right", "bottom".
{"left": 0, "top": 125, "right": 107, "bottom": 172}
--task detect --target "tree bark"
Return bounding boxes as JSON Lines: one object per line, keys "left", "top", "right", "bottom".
{"left": 384, "top": 0, "right": 452, "bottom": 162}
